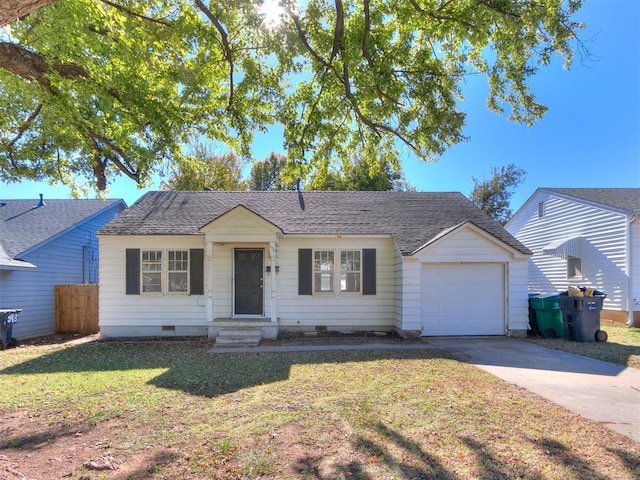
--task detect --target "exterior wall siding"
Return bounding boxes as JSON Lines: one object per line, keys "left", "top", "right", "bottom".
{"left": 632, "top": 220, "right": 640, "bottom": 312}
{"left": 507, "top": 192, "right": 631, "bottom": 312}
{"left": 99, "top": 236, "right": 208, "bottom": 337}
{"left": 275, "top": 236, "right": 397, "bottom": 331}
{"left": 99, "top": 234, "right": 398, "bottom": 336}
{"left": 3, "top": 206, "right": 122, "bottom": 339}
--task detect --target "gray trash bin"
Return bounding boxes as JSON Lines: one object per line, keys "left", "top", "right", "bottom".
{"left": 557, "top": 296, "right": 607, "bottom": 342}
{"left": 0, "top": 309, "right": 21, "bottom": 350}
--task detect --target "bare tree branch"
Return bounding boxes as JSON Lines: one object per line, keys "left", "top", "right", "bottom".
{"left": 0, "top": 0, "right": 59, "bottom": 27}
{"left": 8, "top": 103, "right": 43, "bottom": 147}
{"left": 193, "top": 0, "right": 235, "bottom": 110}
{"left": 99, "top": 0, "right": 170, "bottom": 26}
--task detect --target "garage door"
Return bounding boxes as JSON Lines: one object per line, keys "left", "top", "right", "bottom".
{"left": 421, "top": 263, "right": 505, "bottom": 336}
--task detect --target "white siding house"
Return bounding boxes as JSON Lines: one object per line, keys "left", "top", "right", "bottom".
{"left": 98, "top": 191, "right": 531, "bottom": 340}
{"left": 0, "top": 197, "right": 126, "bottom": 339}
{"left": 506, "top": 188, "right": 640, "bottom": 326}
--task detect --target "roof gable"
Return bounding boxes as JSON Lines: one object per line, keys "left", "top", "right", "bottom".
{"left": 200, "top": 205, "right": 283, "bottom": 243}
{"left": 544, "top": 188, "right": 640, "bottom": 215}
{"left": 98, "top": 191, "right": 530, "bottom": 256}
{"left": 0, "top": 198, "right": 125, "bottom": 258}
{"left": 412, "top": 221, "right": 530, "bottom": 258}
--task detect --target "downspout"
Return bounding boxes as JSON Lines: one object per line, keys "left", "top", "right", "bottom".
{"left": 627, "top": 214, "right": 637, "bottom": 327}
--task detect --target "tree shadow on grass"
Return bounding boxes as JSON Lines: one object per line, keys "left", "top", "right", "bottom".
{"left": 0, "top": 341, "right": 448, "bottom": 398}
{"left": 293, "top": 422, "right": 458, "bottom": 479}
{"left": 527, "top": 437, "right": 611, "bottom": 480}
{"left": 607, "top": 446, "right": 640, "bottom": 474}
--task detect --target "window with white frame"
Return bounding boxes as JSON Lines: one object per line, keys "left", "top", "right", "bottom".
{"left": 141, "top": 250, "right": 189, "bottom": 293}
{"left": 567, "top": 256, "right": 583, "bottom": 281}
{"left": 142, "top": 250, "right": 162, "bottom": 292}
{"left": 168, "top": 250, "right": 189, "bottom": 292}
{"left": 340, "top": 250, "right": 361, "bottom": 292}
{"left": 313, "top": 249, "right": 362, "bottom": 294}
{"left": 314, "top": 250, "right": 334, "bottom": 293}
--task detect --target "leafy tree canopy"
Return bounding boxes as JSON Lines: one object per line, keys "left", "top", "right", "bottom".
{"left": 163, "top": 142, "right": 246, "bottom": 191}
{"left": 0, "top": 0, "right": 584, "bottom": 194}
{"left": 309, "top": 155, "right": 413, "bottom": 191}
{"left": 248, "top": 152, "right": 296, "bottom": 191}
{"left": 469, "top": 163, "right": 526, "bottom": 224}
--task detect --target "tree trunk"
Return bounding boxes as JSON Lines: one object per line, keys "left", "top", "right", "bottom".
{"left": 0, "top": 0, "right": 59, "bottom": 27}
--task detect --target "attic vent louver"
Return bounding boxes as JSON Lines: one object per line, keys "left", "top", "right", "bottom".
{"left": 36, "top": 194, "right": 45, "bottom": 208}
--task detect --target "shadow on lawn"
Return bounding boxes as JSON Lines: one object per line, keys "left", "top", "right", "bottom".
{"left": 0, "top": 341, "right": 450, "bottom": 398}
{"left": 292, "top": 423, "right": 636, "bottom": 480}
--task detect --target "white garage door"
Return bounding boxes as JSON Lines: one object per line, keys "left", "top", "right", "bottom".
{"left": 421, "top": 263, "right": 505, "bottom": 336}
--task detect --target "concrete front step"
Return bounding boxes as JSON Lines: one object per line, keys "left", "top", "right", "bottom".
{"left": 214, "top": 327, "right": 263, "bottom": 347}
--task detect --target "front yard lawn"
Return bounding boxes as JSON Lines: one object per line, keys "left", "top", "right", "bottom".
{"left": 0, "top": 339, "right": 638, "bottom": 479}
{"left": 526, "top": 326, "right": 640, "bottom": 369}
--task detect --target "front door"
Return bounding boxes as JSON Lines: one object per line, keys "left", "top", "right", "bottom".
{"left": 234, "top": 249, "right": 264, "bottom": 315}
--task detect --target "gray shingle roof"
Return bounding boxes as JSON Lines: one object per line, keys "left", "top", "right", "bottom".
{"left": 98, "top": 191, "right": 530, "bottom": 256}
{"left": 545, "top": 188, "right": 640, "bottom": 215}
{"left": 0, "top": 198, "right": 125, "bottom": 258}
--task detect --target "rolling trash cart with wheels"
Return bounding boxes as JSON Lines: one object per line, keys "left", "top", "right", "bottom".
{"left": 0, "top": 309, "right": 21, "bottom": 350}
{"left": 557, "top": 295, "right": 607, "bottom": 343}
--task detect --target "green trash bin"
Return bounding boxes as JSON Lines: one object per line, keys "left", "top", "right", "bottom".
{"left": 528, "top": 295, "right": 564, "bottom": 338}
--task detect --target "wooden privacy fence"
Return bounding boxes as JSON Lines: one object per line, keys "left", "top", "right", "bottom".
{"left": 55, "top": 284, "right": 99, "bottom": 334}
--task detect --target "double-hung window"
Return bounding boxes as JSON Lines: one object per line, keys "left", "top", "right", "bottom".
{"left": 314, "top": 250, "right": 335, "bottom": 293}
{"left": 313, "top": 249, "right": 361, "bottom": 294}
{"left": 142, "top": 250, "right": 162, "bottom": 293}
{"left": 141, "top": 250, "right": 189, "bottom": 294}
{"left": 340, "top": 250, "right": 361, "bottom": 292}
{"left": 168, "top": 251, "right": 189, "bottom": 292}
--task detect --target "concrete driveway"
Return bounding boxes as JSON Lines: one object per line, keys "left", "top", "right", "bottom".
{"left": 427, "top": 337, "right": 640, "bottom": 443}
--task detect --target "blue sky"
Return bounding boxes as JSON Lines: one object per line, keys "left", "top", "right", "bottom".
{"left": 1, "top": 0, "right": 638, "bottom": 212}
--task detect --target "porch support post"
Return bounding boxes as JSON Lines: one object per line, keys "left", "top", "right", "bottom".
{"left": 269, "top": 241, "right": 277, "bottom": 323}
{"left": 206, "top": 241, "right": 214, "bottom": 322}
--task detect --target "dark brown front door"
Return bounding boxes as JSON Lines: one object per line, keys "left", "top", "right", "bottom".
{"left": 234, "top": 249, "right": 264, "bottom": 315}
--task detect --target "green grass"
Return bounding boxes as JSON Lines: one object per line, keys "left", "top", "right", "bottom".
{"left": 0, "top": 340, "right": 639, "bottom": 479}
{"left": 526, "top": 326, "right": 640, "bottom": 368}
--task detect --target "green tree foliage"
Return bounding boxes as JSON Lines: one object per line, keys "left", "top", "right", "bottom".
{"left": 164, "top": 143, "right": 246, "bottom": 191}
{"left": 309, "top": 156, "right": 413, "bottom": 191}
{"left": 0, "top": 0, "right": 584, "bottom": 193}
{"left": 469, "top": 163, "right": 526, "bottom": 224}
{"left": 248, "top": 152, "right": 295, "bottom": 190}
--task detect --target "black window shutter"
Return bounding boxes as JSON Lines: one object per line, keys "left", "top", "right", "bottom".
{"left": 125, "top": 249, "right": 140, "bottom": 295}
{"left": 362, "top": 248, "right": 376, "bottom": 295}
{"left": 190, "top": 249, "right": 205, "bottom": 295}
{"left": 298, "top": 248, "right": 312, "bottom": 295}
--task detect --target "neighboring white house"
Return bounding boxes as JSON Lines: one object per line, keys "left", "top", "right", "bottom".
{"left": 506, "top": 188, "right": 640, "bottom": 327}
{"left": 98, "top": 191, "right": 531, "bottom": 340}
{"left": 0, "top": 196, "right": 126, "bottom": 338}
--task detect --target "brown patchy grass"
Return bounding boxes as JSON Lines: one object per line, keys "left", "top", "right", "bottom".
{"left": 0, "top": 339, "right": 638, "bottom": 479}
{"left": 526, "top": 326, "right": 640, "bottom": 369}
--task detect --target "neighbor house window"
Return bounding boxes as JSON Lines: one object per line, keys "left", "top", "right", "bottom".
{"left": 314, "top": 250, "right": 335, "bottom": 292}
{"left": 142, "top": 250, "right": 162, "bottom": 292}
{"left": 567, "top": 256, "right": 583, "bottom": 281}
{"left": 340, "top": 250, "right": 361, "bottom": 292}
{"left": 141, "top": 250, "right": 189, "bottom": 294}
{"left": 538, "top": 201, "right": 545, "bottom": 218}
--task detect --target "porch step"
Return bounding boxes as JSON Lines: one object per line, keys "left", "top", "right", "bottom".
{"left": 214, "top": 327, "right": 262, "bottom": 348}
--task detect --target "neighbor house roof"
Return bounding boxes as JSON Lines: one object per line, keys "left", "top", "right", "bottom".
{"left": 544, "top": 188, "right": 640, "bottom": 216}
{"left": 98, "top": 191, "right": 531, "bottom": 256}
{"left": 0, "top": 198, "right": 125, "bottom": 259}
